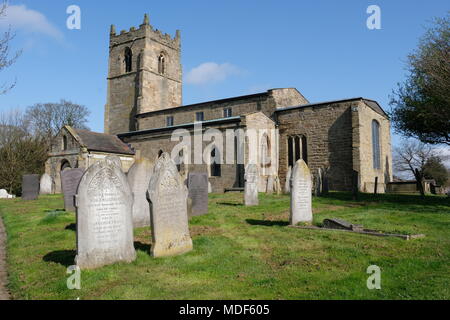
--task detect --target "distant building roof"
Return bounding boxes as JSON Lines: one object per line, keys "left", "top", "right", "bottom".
{"left": 68, "top": 127, "right": 135, "bottom": 155}
{"left": 275, "top": 97, "right": 389, "bottom": 118}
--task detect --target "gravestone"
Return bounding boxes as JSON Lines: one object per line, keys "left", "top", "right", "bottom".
{"left": 323, "top": 218, "right": 364, "bottom": 232}
{"left": 22, "top": 174, "right": 40, "bottom": 201}
{"left": 275, "top": 176, "right": 281, "bottom": 195}
{"left": 187, "top": 172, "right": 209, "bottom": 217}
{"left": 322, "top": 168, "right": 329, "bottom": 195}
{"left": 314, "top": 168, "right": 323, "bottom": 197}
{"left": 75, "top": 158, "right": 136, "bottom": 269}
{"left": 127, "top": 158, "right": 153, "bottom": 227}
{"left": 40, "top": 173, "right": 53, "bottom": 195}
{"left": 0, "top": 189, "right": 12, "bottom": 199}
{"left": 244, "top": 164, "right": 259, "bottom": 206}
{"left": 61, "top": 168, "right": 85, "bottom": 212}
{"left": 147, "top": 153, "right": 192, "bottom": 257}
{"left": 208, "top": 182, "right": 212, "bottom": 194}
{"left": 284, "top": 166, "right": 292, "bottom": 194}
{"left": 266, "top": 176, "right": 274, "bottom": 195}
{"left": 289, "top": 160, "right": 312, "bottom": 225}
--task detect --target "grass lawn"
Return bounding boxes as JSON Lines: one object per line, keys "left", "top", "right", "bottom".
{"left": 0, "top": 192, "right": 449, "bottom": 300}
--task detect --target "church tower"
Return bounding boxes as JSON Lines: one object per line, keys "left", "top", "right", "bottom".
{"left": 104, "top": 14, "right": 182, "bottom": 135}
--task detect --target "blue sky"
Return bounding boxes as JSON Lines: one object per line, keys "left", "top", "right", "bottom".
{"left": 1, "top": 0, "right": 449, "bottom": 149}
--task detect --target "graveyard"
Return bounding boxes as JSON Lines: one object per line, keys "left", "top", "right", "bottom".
{"left": 0, "top": 190, "right": 448, "bottom": 300}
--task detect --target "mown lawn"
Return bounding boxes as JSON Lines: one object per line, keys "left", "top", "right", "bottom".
{"left": 0, "top": 192, "right": 449, "bottom": 300}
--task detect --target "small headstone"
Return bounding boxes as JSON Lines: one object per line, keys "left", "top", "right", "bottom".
{"left": 266, "top": 176, "right": 274, "bottom": 195}
{"left": 284, "top": 166, "right": 292, "bottom": 194}
{"left": 61, "top": 168, "right": 85, "bottom": 212}
{"left": 208, "top": 182, "right": 212, "bottom": 194}
{"left": 40, "top": 173, "right": 53, "bottom": 195}
{"left": 22, "top": 174, "right": 40, "bottom": 201}
{"left": 147, "top": 153, "right": 192, "bottom": 257}
{"left": 127, "top": 158, "right": 153, "bottom": 227}
{"left": 275, "top": 176, "right": 281, "bottom": 195}
{"left": 244, "top": 164, "right": 259, "bottom": 206}
{"left": 75, "top": 158, "right": 136, "bottom": 269}
{"left": 314, "top": 168, "right": 323, "bottom": 197}
{"left": 290, "top": 160, "right": 312, "bottom": 225}
{"left": 187, "top": 172, "right": 209, "bottom": 217}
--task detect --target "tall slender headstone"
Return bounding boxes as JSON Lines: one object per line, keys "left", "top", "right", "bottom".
{"left": 187, "top": 172, "right": 209, "bottom": 217}
{"left": 127, "top": 158, "right": 153, "bottom": 227}
{"left": 147, "top": 153, "right": 192, "bottom": 257}
{"left": 75, "top": 158, "right": 136, "bottom": 269}
{"left": 61, "top": 168, "right": 85, "bottom": 212}
{"left": 322, "top": 167, "right": 330, "bottom": 195}
{"left": 244, "top": 164, "right": 259, "bottom": 206}
{"left": 266, "top": 176, "right": 274, "bottom": 195}
{"left": 39, "top": 173, "right": 53, "bottom": 195}
{"left": 275, "top": 176, "right": 281, "bottom": 195}
{"left": 290, "top": 160, "right": 312, "bottom": 225}
{"left": 22, "top": 174, "right": 40, "bottom": 201}
{"left": 284, "top": 166, "right": 292, "bottom": 194}
{"left": 314, "top": 168, "right": 323, "bottom": 197}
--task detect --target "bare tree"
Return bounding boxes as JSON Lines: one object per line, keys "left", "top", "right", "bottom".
{"left": 393, "top": 140, "right": 444, "bottom": 197}
{"left": 25, "top": 99, "right": 91, "bottom": 147}
{"left": 0, "top": 1, "right": 22, "bottom": 95}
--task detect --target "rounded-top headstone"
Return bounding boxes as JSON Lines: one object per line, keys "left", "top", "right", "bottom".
{"left": 40, "top": 173, "right": 53, "bottom": 195}
{"left": 290, "top": 159, "right": 312, "bottom": 225}
{"left": 75, "top": 157, "right": 136, "bottom": 269}
{"left": 147, "top": 152, "right": 192, "bottom": 257}
{"left": 127, "top": 157, "right": 154, "bottom": 227}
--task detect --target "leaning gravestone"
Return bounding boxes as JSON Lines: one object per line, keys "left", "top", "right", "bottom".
{"left": 127, "top": 158, "right": 153, "bottom": 227}
{"left": 284, "top": 166, "right": 292, "bottom": 194}
{"left": 40, "top": 173, "right": 53, "bottom": 195}
{"left": 75, "top": 158, "right": 136, "bottom": 269}
{"left": 187, "top": 172, "right": 209, "bottom": 217}
{"left": 22, "top": 174, "right": 40, "bottom": 201}
{"left": 61, "top": 168, "right": 85, "bottom": 212}
{"left": 147, "top": 153, "right": 193, "bottom": 257}
{"left": 244, "top": 164, "right": 259, "bottom": 206}
{"left": 290, "top": 160, "right": 313, "bottom": 225}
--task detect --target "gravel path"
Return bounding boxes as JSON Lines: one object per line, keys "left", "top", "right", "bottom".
{"left": 0, "top": 216, "right": 10, "bottom": 300}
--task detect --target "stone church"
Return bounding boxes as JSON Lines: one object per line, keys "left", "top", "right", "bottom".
{"left": 46, "top": 14, "right": 393, "bottom": 194}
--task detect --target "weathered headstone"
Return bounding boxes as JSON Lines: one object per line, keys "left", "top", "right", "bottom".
{"left": 39, "top": 173, "right": 53, "bottom": 195}
{"left": 284, "top": 166, "right": 292, "bottom": 194}
{"left": 244, "top": 164, "right": 259, "bottom": 206}
{"left": 187, "top": 172, "right": 209, "bottom": 217}
{"left": 127, "top": 158, "right": 153, "bottom": 227}
{"left": 75, "top": 158, "right": 136, "bottom": 269}
{"left": 275, "top": 176, "right": 281, "bottom": 195}
{"left": 266, "top": 176, "right": 274, "bottom": 195}
{"left": 147, "top": 153, "right": 192, "bottom": 257}
{"left": 22, "top": 174, "right": 40, "bottom": 201}
{"left": 208, "top": 182, "right": 212, "bottom": 194}
{"left": 322, "top": 168, "right": 329, "bottom": 195}
{"left": 290, "top": 160, "right": 312, "bottom": 225}
{"left": 61, "top": 168, "right": 85, "bottom": 212}
{"left": 314, "top": 168, "right": 323, "bottom": 197}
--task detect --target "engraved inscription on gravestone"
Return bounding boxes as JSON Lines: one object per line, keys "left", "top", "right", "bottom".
{"left": 147, "top": 153, "right": 193, "bottom": 257}
{"left": 187, "top": 172, "right": 209, "bottom": 217}
{"left": 22, "top": 174, "right": 40, "bottom": 201}
{"left": 290, "top": 160, "right": 313, "bottom": 225}
{"left": 75, "top": 158, "right": 136, "bottom": 269}
{"left": 61, "top": 168, "right": 85, "bottom": 212}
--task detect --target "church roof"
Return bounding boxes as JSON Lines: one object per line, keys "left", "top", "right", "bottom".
{"left": 67, "top": 127, "right": 135, "bottom": 155}
{"left": 275, "top": 98, "right": 389, "bottom": 118}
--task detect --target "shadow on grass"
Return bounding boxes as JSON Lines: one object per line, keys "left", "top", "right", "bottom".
{"left": 246, "top": 219, "right": 289, "bottom": 227}
{"left": 43, "top": 250, "right": 76, "bottom": 267}
{"left": 217, "top": 202, "right": 243, "bottom": 207}
{"left": 134, "top": 241, "right": 151, "bottom": 254}
{"left": 65, "top": 223, "right": 76, "bottom": 231}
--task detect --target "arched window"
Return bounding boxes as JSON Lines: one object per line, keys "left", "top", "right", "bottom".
{"left": 62, "top": 136, "right": 68, "bottom": 151}
{"left": 61, "top": 160, "right": 71, "bottom": 172}
{"left": 372, "top": 120, "right": 381, "bottom": 169}
{"left": 158, "top": 53, "right": 165, "bottom": 74}
{"left": 210, "top": 147, "right": 221, "bottom": 177}
{"left": 287, "top": 135, "right": 308, "bottom": 167}
{"left": 124, "top": 47, "right": 133, "bottom": 72}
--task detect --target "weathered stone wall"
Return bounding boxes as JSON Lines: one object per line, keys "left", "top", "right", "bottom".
{"left": 137, "top": 88, "right": 305, "bottom": 131}
{"left": 105, "top": 19, "right": 182, "bottom": 135}
{"left": 356, "top": 101, "right": 393, "bottom": 193}
{"left": 276, "top": 102, "right": 355, "bottom": 191}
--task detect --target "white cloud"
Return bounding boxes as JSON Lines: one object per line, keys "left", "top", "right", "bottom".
{"left": 185, "top": 62, "right": 241, "bottom": 85}
{"left": 0, "top": 4, "right": 63, "bottom": 41}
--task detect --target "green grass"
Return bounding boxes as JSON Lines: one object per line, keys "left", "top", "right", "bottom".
{"left": 0, "top": 192, "right": 449, "bottom": 300}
